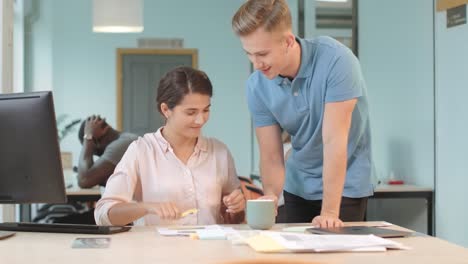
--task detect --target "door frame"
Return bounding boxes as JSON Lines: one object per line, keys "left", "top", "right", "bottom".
{"left": 116, "top": 48, "right": 198, "bottom": 130}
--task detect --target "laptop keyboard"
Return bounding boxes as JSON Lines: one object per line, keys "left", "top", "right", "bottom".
{"left": 0, "top": 222, "right": 131, "bottom": 234}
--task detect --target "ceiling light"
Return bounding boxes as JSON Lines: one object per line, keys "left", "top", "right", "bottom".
{"left": 93, "top": 0, "right": 143, "bottom": 33}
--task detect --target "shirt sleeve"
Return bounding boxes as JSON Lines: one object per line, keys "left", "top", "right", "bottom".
{"left": 94, "top": 141, "right": 140, "bottom": 225}
{"left": 324, "top": 48, "right": 364, "bottom": 103}
{"left": 219, "top": 144, "right": 241, "bottom": 196}
{"left": 100, "top": 136, "right": 133, "bottom": 165}
{"left": 246, "top": 78, "right": 278, "bottom": 127}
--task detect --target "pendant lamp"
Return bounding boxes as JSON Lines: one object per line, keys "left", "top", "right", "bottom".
{"left": 93, "top": 0, "right": 143, "bottom": 33}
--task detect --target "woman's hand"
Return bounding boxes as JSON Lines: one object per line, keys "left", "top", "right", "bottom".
{"left": 144, "top": 202, "right": 181, "bottom": 220}
{"left": 222, "top": 188, "right": 245, "bottom": 213}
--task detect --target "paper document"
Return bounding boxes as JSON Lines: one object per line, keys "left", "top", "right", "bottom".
{"left": 226, "top": 230, "right": 261, "bottom": 245}
{"left": 157, "top": 226, "right": 209, "bottom": 236}
{"left": 282, "top": 226, "right": 316, "bottom": 233}
{"left": 157, "top": 225, "right": 236, "bottom": 240}
{"left": 245, "top": 231, "right": 408, "bottom": 253}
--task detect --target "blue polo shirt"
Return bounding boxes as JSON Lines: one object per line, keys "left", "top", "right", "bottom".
{"left": 246, "top": 36, "right": 374, "bottom": 200}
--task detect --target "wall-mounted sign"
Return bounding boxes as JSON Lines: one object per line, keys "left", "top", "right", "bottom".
{"left": 447, "top": 4, "right": 467, "bottom": 28}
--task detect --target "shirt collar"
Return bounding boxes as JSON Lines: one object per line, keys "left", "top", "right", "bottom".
{"left": 155, "top": 127, "right": 208, "bottom": 153}
{"left": 274, "top": 75, "right": 287, "bottom": 85}
{"left": 195, "top": 135, "right": 208, "bottom": 152}
{"left": 295, "top": 37, "right": 314, "bottom": 79}
{"left": 274, "top": 37, "right": 313, "bottom": 85}
{"left": 155, "top": 128, "right": 170, "bottom": 152}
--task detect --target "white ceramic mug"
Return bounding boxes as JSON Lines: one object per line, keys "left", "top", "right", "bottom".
{"left": 246, "top": 199, "right": 275, "bottom": 230}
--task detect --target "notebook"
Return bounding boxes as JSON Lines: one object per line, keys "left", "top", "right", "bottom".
{"left": 306, "top": 226, "right": 412, "bottom": 238}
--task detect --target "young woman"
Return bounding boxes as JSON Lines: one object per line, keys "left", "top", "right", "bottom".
{"left": 94, "top": 66, "right": 245, "bottom": 226}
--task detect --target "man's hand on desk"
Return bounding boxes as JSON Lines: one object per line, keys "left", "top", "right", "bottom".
{"left": 312, "top": 214, "right": 344, "bottom": 228}
{"left": 256, "top": 194, "right": 279, "bottom": 216}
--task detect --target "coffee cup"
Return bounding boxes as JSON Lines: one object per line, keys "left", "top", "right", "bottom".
{"left": 246, "top": 199, "right": 275, "bottom": 230}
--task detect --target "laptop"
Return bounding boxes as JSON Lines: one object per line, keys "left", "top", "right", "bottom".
{"left": 306, "top": 226, "right": 412, "bottom": 238}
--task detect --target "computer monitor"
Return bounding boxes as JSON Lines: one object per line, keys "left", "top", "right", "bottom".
{"left": 0, "top": 91, "right": 67, "bottom": 204}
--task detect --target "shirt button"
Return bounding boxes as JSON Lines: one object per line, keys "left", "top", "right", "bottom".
{"left": 293, "top": 92, "right": 299, "bottom": 96}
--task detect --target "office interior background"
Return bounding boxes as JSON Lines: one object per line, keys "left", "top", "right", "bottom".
{"left": 0, "top": 0, "right": 467, "bottom": 247}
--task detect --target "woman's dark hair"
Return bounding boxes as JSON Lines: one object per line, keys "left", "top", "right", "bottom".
{"left": 156, "top": 66, "right": 213, "bottom": 115}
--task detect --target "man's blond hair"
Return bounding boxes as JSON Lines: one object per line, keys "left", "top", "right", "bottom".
{"left": 232, "top": 0, "right": 292, "bottom": 36}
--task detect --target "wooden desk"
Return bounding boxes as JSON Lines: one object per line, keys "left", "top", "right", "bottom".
{"left": 63, "top": 169, "right": 102, "bottom": 202}
{"left": 251, "top": 174, "right": 434, "bottom": 236}
{"left": 372, "top": 185, "right": 434, "bottom": 235}
{"left": 65, "top": 185, "right": 101, "bottom": 202}
{"left": 0, "top": 222, "right": 467, "bottom": 264}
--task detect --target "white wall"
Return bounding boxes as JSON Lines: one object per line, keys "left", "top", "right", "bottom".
{"left": 435, "top": 4, "right": 468, "bottom": 247}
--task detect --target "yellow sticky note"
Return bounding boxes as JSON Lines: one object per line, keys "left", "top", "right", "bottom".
{"left": 245, "top": 234, "right": 285, "bottom": 253}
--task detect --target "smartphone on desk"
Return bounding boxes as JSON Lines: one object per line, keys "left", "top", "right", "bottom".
{"left": 0, "top": 231, "right": 16, "bottom": 240}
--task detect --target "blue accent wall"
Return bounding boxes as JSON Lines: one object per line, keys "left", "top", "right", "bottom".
{"left": 30, "top": 0, "right": 253, "bottom": 176}
{"left": 435, "top": 3, "right": 468, "bottom": 247}
{"left": 359, "top": 0, "right": 434, "bottom": 234}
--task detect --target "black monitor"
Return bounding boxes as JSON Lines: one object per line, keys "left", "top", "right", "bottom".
{"left": 0, "top": 92, "right": 131, "bottom": 234}
{"left": 0, "top": 91, "right": 67, "bottom": 204}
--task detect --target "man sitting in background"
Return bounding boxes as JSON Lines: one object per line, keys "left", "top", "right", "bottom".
{"left": 77, "top": 115, "right": 138, "bottom": 188}
{"left": 52, "top": 115, "right": 137, "bottom": 224}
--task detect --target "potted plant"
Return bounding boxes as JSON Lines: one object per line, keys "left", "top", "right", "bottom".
{"left": 56, "top": 115, "right": 81, "bottom": 169}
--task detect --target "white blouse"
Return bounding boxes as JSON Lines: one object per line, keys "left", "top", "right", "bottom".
{"left": 95, "top": 128, "right": 240, "bottom": 226}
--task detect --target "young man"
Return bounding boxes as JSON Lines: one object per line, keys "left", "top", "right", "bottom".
{"left": 232, "top": 0, "right": 373, "bottom": 228}
{"left": 77, "top": 115, "right": 138, "bottom": 188}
